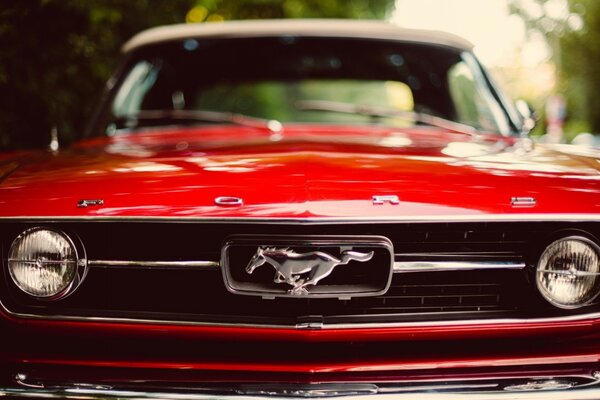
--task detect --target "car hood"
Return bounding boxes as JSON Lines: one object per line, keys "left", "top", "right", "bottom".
{"left": 2, "top": 125, "right": 600, "bottom": 219}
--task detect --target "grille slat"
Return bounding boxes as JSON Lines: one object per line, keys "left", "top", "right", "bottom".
{"left": 362, "top": 306, "right": 504, "bottom": 312}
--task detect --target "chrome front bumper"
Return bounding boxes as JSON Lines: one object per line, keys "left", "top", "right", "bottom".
{"left": 4, "top": 374, "right": 600, "bottom": 399}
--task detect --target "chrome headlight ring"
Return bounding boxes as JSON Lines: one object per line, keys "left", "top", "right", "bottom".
{"left": 536, "top": 235, "right": 600, "bottom": 309}
{"left": 7, "top": 227, "right": 87, "bottom": 300}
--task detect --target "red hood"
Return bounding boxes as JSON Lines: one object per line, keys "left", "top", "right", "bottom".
{"left": 2, "top": 124, "right": 599, "bottom": 219}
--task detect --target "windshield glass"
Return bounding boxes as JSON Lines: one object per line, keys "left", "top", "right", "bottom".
{"left": 103, "top": 36, "right": 513, "bottom": 135}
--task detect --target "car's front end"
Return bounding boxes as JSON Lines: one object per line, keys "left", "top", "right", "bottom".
{"left": 2, "top": 20, "right": 600, "bottom": 399}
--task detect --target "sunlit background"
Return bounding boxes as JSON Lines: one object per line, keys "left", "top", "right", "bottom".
{"left": 391, "top": 0, "right": 591, "bottom": 144}
{"left": 0, "top": 0, "right": 598, "bottom": 149}
{"left": 394, "top": 0, "right": 544, "bottom": 67}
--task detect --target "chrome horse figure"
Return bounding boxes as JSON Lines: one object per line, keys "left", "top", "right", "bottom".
{"left": 245, "top": 247, "right": 374, "bottom": 295}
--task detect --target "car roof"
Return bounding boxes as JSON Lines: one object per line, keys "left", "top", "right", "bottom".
{"left": 122, "top": 19, "right": 474, "bottom": 53}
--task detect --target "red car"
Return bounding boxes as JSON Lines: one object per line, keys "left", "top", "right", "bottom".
{"left": 2, "top": 19, "right": 600, "bottom": 399}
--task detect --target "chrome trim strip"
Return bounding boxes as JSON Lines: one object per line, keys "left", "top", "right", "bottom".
{"left": 322, "top": 312, "right": 599, "bottom": 330}
{"left": 7, "top": 389, "right": 600, "bottom": 400}
{"left": 87, "top": 260, "right": 219, "bottom": 269}
{"left": 3, "top": 309, "right": 292, "bottom": 329}
{"left": 3, "top": 375, "right": 600, "bottom": 399}
{"left": 83, "top": 259, "right": 525, "bottom": 273}
{"left": 5, "top": 302, "right": 600, "bottom": 331}
{"left": 0, "top": 213, "right": 599, "bottom": 224}
{"left": 393, "top": 261, "right": 526, "bottom": 273}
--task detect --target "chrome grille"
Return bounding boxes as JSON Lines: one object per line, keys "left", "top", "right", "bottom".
{"left": 2, "top": 220, "right": 597, "bottom": 326}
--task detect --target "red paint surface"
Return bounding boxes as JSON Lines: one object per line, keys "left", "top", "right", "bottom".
{"left": 12, "top": 352, "right": 600, "bottom": 374}
{"left": 0, "top": 124, "right": 598, "bottom": 219}
{"left": 3, "top": 124, "right": 600, "bottom": 378}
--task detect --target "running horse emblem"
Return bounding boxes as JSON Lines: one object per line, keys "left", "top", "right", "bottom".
{"left": 245, "top": 247, "right": 374, "bottom": 295}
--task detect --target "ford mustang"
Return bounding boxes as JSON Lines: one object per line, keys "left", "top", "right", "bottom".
{"left": 2, "top": 19, "right": 600, "bottom": 399}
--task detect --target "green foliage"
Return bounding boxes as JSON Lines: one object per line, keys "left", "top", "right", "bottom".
{"left": 560, "top": 0, "right": 600, "bottom": 134}
{"left": 0, "top": 0, "right": 394, "bottom": 150}
{"left": 563, "top": 119, "right": 592, "bottom": 142}
{"left": 510, "top": 0, "right": 600, "bottom": 135}
{"left": 194, "top": 0, "right": 391, "bottom": 20}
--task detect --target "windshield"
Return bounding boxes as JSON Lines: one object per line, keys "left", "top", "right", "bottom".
{"left": 101, "top": 36, "right": 514, "bottom": 135}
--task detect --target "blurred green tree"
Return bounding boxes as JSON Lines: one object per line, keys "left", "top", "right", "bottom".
{"left": 510, "top": 0, "right": 600, "bottom": 137}
{"left": 0, "top": 0, "right": 393, "bottom": 150}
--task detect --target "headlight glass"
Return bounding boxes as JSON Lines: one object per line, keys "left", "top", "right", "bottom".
{"left": 8, "top": 228, "right": 82, "bottom": 298}
{"left": 536, "top": 237, "right": 600, "bottom": 308}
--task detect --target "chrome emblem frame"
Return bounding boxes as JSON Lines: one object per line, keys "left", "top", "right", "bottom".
{"left": 245, "top": 247, "right": 374, "bottom": 295}
{"left": 221, "top": 235, "right": 394, "bottom": 299}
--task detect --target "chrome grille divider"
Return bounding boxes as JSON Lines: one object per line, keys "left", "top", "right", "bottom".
{"left": 393, "top": 261, "right": 526, "bottom": 273}
{"left": 87, "top": 260, "right": 219, "bottom": 269}
{"left": 87, "top": 259, "right": 525, "bottom": 273}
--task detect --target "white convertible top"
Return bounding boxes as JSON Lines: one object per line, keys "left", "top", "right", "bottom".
{"left": 122, "top": 19, "right": 474, "bottom": 53}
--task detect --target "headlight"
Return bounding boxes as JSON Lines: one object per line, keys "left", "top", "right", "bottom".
{"left": 8, "top": 227, "right": 86, "bottom": 299}
{"left": 536, "top": 236, "right": 600, "bottom": 309}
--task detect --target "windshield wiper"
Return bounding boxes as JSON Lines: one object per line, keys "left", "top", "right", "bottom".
{"left": 295, "top": 100, "right": 480, "bottom": 137}
{"left": 111, "top": 109, "right": 283, "bottom": 134}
